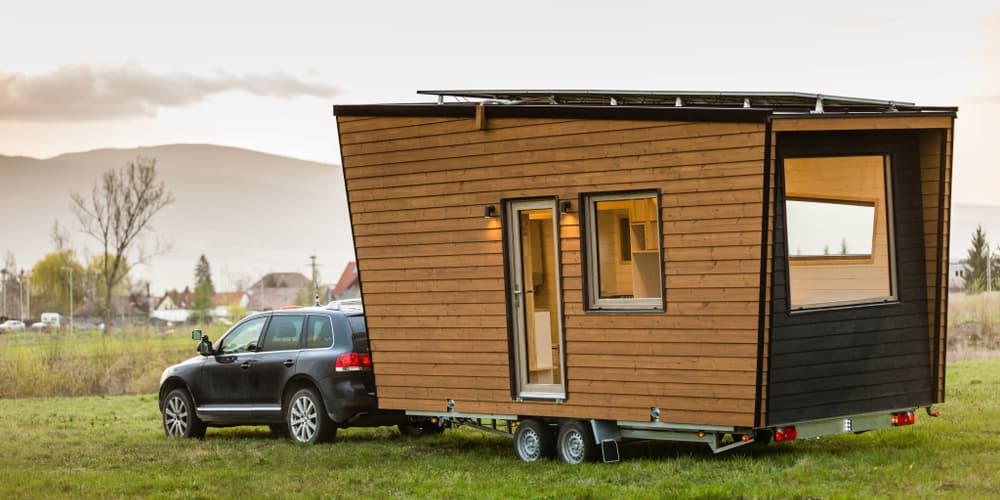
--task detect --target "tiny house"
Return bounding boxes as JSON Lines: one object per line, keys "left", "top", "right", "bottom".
{"left": 333, "top": 90, "right": 955, "bottom": 463}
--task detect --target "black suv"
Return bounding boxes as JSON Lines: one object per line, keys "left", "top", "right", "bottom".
{"left": 158, "top": 305, "right": 426, "bottom": 443}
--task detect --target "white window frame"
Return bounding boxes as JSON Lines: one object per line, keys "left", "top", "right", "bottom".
{"left": 584, "top": 191, "right": 664, "bottom": 312}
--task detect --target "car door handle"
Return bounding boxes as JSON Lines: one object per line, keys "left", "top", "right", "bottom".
{"left": 283, "top": 360, "right": 295, "bottom": 368}
{"left": 240, "top": 360, "right": 256, "bottom": 369}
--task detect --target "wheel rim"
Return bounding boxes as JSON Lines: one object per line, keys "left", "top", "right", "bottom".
{"left": 562, "top": 429, "right": 586, "bottom": 464}
{"left": 164, "top": 395, "right": 188, "bottom": 437}
{"left": 517, "top": 427, "right": 542, "bottom": 461}
{"left": 289, "top": 395, "right": 318, "bottom": 442}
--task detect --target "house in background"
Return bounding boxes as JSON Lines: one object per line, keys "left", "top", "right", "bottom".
{"left": 212, "top": 291, "right": 249, "bottom": 319}
{"left": 331, "top": 261, "right": 360, "bottom": 300}
{"left": 949, "top": 261, "right": 966, "bottom": 291}
{"left": 248, "top": 272, "right": 309, "bottom": 311}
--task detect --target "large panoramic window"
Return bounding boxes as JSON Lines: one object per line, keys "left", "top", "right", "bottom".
{"left": 784, "top": 155, "right": 895, "bottom": 310}
{"left": 584, "top": 191, "right": 663, "bottom": 311}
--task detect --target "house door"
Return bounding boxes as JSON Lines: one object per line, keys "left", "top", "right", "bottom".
{"left": 506, "top": 199, "right": 565, "bottom": 399}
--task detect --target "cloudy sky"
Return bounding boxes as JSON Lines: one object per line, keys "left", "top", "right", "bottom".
{"left": 1, "top": 1, "right": 998, "bottom": 291}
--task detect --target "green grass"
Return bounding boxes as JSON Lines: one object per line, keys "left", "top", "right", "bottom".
{"left": 0, "top": 325, "right": 228, "bottom": 398}
{"left": 0, "top": 359, "right": 998, "bottom": 498}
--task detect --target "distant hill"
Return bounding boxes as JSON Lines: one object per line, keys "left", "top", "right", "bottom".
{"left": 0, "top": 144, "right": 353, "bottom": 294}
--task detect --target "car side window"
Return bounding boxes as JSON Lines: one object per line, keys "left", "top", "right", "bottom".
{"left": 260, "top": 315, "right": 305, "bottom": 352}
{"left": 219, "top": 317, "right": 267, "bottom": 354}
{"left": 305, "top": 315, "right": 334, "bottom": 349}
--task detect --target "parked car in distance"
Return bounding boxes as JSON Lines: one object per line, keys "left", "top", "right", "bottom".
{"left": 0, "top": 320, "right": 26, "bottom": 333}
{"left": 158, "top": 304, "right": 439, "bottom": 443}
{"left": 31, "top": 313, "right": 61, "bottom": 331}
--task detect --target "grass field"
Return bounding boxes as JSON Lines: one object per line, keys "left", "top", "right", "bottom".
{"left": 0, "top": 325, "right": 227, "bottom": 398}
{"left": 0, "top": 359, "right": 997, "bottom": 498}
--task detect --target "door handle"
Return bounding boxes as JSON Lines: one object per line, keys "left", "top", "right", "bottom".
{"left": 240, "top": 360, "right": 256, "bottom": 369}
{"left": 283, "top": 360, "right": 295, "bottom": 367}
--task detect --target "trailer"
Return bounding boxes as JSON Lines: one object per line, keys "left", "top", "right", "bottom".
{"left": 333, "top": 90, "right": 955, "bottom": 463}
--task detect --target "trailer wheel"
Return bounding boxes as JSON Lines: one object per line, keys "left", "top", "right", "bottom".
{"left": 513, "top": 419, "right": 554, "bottom": 462}
{"left": 556, "top": 421, "right": 598, "bottom": 464}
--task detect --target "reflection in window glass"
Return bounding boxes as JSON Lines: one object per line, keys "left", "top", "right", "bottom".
{"left": 586, "top": 192, "right": 662, "bottom": 310}
{"left": 786, "top": 199, "right": 875, "bottom": 257}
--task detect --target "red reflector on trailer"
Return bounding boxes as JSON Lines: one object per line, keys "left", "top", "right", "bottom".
{"left": 742, "top": 435, "right": 752, "bottom": 442}
{"left": 774, "top": 426, "right": 797, "bottom": 442}
{"left": 891, "top": 411, "right": 915, "bottom": 426}
{"left": 336, "top": 352, "right": 372, "bottom": 371}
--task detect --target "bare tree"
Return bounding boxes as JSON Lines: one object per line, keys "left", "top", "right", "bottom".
{"left": 72, "top": 157, "right": 174, "bottom": 333}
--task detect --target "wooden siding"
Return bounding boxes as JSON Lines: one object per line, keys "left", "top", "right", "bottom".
{"left": 917, "top": 128, "right": 952, "bottom": 402}
{"left": 339, "top": 114, "right": 767, "bottom": 428}
{"left": 767, "top": 131, "right": 934, "bottom": 425}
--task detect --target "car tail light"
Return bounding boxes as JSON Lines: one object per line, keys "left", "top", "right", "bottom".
{"left": 335, "top": 352, "right": 372, "bottom": 372}
{"left": 774, "top": 426, "right": 797, "bottom": 442}
{"left": 892, "top": 411, "right": 915, "bottom": 426}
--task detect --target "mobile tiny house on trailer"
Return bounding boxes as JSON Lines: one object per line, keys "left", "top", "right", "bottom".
{"left": 334, "top": 90, "right": 955, "bottom": 463}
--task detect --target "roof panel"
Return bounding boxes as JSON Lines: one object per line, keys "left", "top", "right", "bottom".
{"left": 416, "top": 89, "right": 922, "bottom": 112}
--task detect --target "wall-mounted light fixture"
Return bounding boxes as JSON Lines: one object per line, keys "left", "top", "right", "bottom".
{"left": 484, "top": 205, "right": 496, "bottom": 218}
{"left": 560, "top": 200, "right": 572, "bottom": 214}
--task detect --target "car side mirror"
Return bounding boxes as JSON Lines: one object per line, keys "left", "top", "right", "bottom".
{"left": 191, "top": 329, "right": 203, "bottom": 340}
{"left": 196, "top": 335, "right": 213, "bottom": 356}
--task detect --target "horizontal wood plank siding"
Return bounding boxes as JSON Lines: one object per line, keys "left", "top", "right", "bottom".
{"left": 339, "top": 114, "right": 767, "bottom": 427}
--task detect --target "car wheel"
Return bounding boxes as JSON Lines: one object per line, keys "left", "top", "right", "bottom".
{"left": 514, "top": 419, "right": 555, "bottom": 462}
{"left": 162, "top": 388, "right": 207, "bottom": 439}
{"left": 556, "top": 421, "right": 598, "bottom": 464}
{"left": 286, "top": 388, "right": 337, "bottom": 444}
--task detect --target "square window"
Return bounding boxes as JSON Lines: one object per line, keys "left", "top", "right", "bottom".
{"left": 784, "top": 155, "right": 896, "bottom": 310}
{"left": 584, "top": 192, "right": 663, "bottom": 311}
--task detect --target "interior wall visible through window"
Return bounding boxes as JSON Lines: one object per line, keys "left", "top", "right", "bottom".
{"left": 784, "top": 155, "right": 896, "bottom": 309}
{"left": 585, "top": 191, "right": 663, "bottom": 311}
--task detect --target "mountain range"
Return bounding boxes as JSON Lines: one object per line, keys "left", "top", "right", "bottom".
{"left": 1, "top": 144, "right": 353, "bottom": 294}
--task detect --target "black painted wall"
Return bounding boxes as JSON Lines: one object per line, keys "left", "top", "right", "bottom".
{"left": 767, "top": 131, "right": 933, "bottom": 425}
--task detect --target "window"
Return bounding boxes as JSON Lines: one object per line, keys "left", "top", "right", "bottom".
{"left": 584, "top": 191, "right": 663, "bottom": 311}
{"left": 219, "top": 317, "right": 267, "bottom": 354}
{"left": 784, "top": 155, "right": 895, "bottom": 309}
{"left": 305, "top": 315, "right": 335, "bottom": 349}
{"left": 260, "top": 315, "right": 304, "bottom": 351}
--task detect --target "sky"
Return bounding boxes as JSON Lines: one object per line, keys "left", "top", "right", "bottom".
{"left": 1, "top": 0, "right": 999, "bottom": 292}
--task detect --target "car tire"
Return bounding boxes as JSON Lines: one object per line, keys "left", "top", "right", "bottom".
{"left": 556, "top": 420, "right": 598, "bottom": 464}
{"left": 286, "top": 387, "right": 337, "bottom": 444}
{"left": 162, "top": 388, "right": 207, "bottom": 439}
{"left": 514, "top": 418, "right": 555, "bottom": 462}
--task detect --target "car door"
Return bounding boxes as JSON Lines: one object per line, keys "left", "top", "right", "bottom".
{"left": 248, "top": 314, "right": 304, "bottom": 420}
{"left": 195, "top": 315, "right": 268, "bottom": 420}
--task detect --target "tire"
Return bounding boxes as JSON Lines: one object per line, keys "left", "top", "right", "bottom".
{"left": 162, "top": 388, "right": 207, "bottom": 439}
{"left": 556, "top": 421, "right": 598, "bottom": 464}
{"left": 514, "top": 419, "right": 555, "bottom": 462}
{"left": 286, "top": 388, "right": 337, "bottom": 444}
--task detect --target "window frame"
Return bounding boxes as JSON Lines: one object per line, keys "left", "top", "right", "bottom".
{"left": 781, "top": 154, "right": 899, "bottom": 312}
{"left": 581, "top": 189, "right": 665, "bottom": 312}
{"left": 216, "top": 315, "right": 268, "bottom": 354}
{"left": 304, "top": 314, "right": 336, "bottom": 350}
{"left": 258, "top": 314, "right": 306, "bottom": 352}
